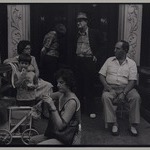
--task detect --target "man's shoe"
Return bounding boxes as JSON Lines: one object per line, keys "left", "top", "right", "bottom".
{"left": 129, "top": 126, "right": 138, "bottom": 136}
{"left": 90, "top": 113, "right": 96, "bottom": 118}
{"left": 112, "top": 125, "right": 119, "bottom": 136}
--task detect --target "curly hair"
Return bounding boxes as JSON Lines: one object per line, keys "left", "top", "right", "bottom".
{"left": 17, "top": 40, "right": 31, "bottom": 55}
{"left": 55, "top": 69, "right": 76, "bottom": 92}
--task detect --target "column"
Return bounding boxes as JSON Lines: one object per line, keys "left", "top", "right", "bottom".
{"left": 118, "top": 4, "right": 142, "bottom": 66}
{"left": 7, "top": 5, "right": 30, "bottom": 58}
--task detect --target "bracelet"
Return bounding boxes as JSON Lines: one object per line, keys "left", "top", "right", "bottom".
{"left": 122, "top": 92, "right": 126, "bottom": 96}
{"left": 49, "top": 109, "right": 57, "bottom": 112}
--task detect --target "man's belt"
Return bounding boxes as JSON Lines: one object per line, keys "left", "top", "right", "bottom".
{"left": 77, "top": 54, "right": 93, "bottom": 58}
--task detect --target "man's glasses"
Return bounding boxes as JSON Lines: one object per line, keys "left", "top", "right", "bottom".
{"left": 77, "top": 18, "right": 87, "bottom": 22}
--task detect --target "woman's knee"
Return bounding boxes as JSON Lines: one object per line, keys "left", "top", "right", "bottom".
{"left": 38, "top": 138, "right": 63, "bottom": 145}
{"left": 29, "top": 134, "right": 47, "bottom": 145}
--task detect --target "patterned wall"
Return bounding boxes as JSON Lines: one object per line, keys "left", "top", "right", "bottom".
{"left": 7, "top": 4, "right": 142, "bottom": 64}
{"left": 7, "top": 5, "right": 30, "bottom": 58}
{"left": 119, "top": 4, "right": 142, "bottom": 66}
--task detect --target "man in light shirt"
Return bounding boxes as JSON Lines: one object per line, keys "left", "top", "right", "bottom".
{"left": 99, "top": 40, "right": 141, "bottom": 136}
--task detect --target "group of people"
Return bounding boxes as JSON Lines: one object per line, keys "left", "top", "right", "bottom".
{"left": 75, "top": 12, "right": 141, "bottom": 137}
{"left": 4, "top": 40, "right": 81, "bottom": 145}
{"left": 2, "top": 11, "right": 141, "bottom": 145}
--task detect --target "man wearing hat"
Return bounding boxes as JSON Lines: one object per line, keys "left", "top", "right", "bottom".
{"left": 75, "top": 12, "right": 104, "bottom": 118}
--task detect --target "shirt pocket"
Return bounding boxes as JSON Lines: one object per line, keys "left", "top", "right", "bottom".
{"left": 107, "top": 66, "right": 117, "bottom": 75}
{"left": 121, "top": 69, "right": 129, "bottom": 78}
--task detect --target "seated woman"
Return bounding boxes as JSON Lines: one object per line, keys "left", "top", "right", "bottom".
{"left": 29, "top": 68, "right": 81, "bottom": 145}
{"left": 4, "top": 40, "right": 53, "bottom": 100}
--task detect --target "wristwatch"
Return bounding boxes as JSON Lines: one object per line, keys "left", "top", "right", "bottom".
{"left": 122, "top": 91, "right": 126, "bottom": 96}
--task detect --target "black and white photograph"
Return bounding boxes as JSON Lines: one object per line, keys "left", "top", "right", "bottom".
{"left": 0, "top": 2, "right": 150, "bottom": 147}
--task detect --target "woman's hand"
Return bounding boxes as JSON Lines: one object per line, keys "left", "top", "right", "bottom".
{"left": 27, "top": 83, "right": 36, "bottom": 90}
{"left": 20, "top": 68, "right": 27, "bottom": 80}
{"left": 42, "top": 95, "right": 56, "bottom": 111}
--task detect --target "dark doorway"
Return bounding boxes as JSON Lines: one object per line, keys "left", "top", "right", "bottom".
{"left": 0, "top": 4, "right": 7, "bottom": 62}
{"left": 30, "top": 3, "right": 119, "bottom": 69}
{"left": 30, "top": 4, "right": 68, "bottom": 68}
{"left": 141, "top": 4, "right": 150, "bottom": 67}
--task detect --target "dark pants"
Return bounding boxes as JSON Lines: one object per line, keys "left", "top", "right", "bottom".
{"left": 40, "top": 55, "right": 58, "bottom": 88}
{"left": 75, "top": 56, "right": 97, "bottom": 114}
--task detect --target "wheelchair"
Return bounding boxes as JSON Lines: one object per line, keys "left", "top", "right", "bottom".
{"left": 0, "top": 64, "right": 39, "bottom": 145}
{"left": 0, "top": 106, "right": 39, "bottom": 145}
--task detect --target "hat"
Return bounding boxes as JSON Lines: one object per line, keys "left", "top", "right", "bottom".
{"left": 77, "top": 12, "right": 88, "bottom": 19}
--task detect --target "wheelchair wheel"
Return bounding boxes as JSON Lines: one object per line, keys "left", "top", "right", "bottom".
{"left": 0, "top": 129, "right": 12, "bottom": 145}
{"left": 21, "top": 128, "right": 39, "bottom": 145}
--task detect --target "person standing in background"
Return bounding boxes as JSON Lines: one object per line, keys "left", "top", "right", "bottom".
{"left": 74, "top": 12, "right": 104, "bottom": 118}
{"left": 40, "top": 23, "right": 66, "bottom": 89}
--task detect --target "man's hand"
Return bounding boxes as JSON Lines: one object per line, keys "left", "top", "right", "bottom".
{"left": 104, "top": 84, "right": 113, "bottom": 92}
{"left": 41, "top": 47, "right": 46, "bottom": 56}
{"left": 93, "top": 56, "right": 97, "bottom": 62}
{"left": 117, "top": 92, "right": 126, "bottom": 103}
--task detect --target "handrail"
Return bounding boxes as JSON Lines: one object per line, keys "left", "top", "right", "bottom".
{"left": 137, "top": 66, "right": 150, "bottom": 76}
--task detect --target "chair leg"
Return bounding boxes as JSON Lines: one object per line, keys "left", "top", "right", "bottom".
{"left": 120, "top": 104, "right": 123, "bottom": 118}
{"left": 105, "top": 122, "right": 108, "bottom": 129}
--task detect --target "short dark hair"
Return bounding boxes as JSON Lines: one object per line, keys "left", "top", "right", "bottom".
{"left": 17, "top": 40, "right": 31, "bottom": 55}
{"left": 18, "top": 54, "right": 31, "bottom": 64}
{"left": 77, "top": 18, "right": 88, "bottom": 23}
{"left": 76, "top": 12, "right": 88, "bottom": 24}
{"left": 54, "top": 23, "right": 66, "bottom": 35}
{"left": 55, "top": 69, "right": 76, "bottom": 92}
{"left": 120, "top": 40, "right": 129, "bottom": 53}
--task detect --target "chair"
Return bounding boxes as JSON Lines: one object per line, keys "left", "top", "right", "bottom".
{"left": 116, "top": 102, "right": 129, "bottom": 119}
{"left": 0, "top": 106, "right": 39, "bottom": 145}
{"left": 104, "top": 102, "right": 129, "bottom": 129}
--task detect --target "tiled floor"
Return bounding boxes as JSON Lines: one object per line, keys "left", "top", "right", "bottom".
{"left": 81, "top": 113, "right": 150, "bottom": 146}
